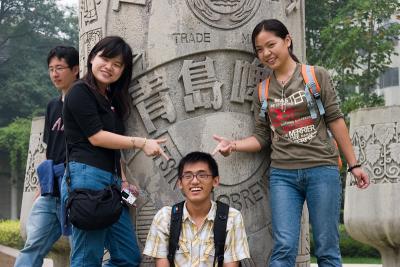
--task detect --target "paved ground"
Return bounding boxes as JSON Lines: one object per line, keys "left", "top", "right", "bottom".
{"left": 311, "top": 264, "right": 381, "bottom": 267}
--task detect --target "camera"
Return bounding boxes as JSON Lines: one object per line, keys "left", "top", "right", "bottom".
{"left": 121, "top": 188, "right": 136, "bottom": 206}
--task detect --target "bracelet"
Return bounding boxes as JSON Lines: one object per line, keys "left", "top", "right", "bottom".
{"left": 130, "top": 137, "right": 136, "bottom": 149}
{"left": 347, "top": 163, "right": 362, "bottom": 173}
{"left": 232, "top": 142, "right": 237, "bottom": 152}
{"left": 141, "top": 138, "right": 147, "bottom": 149}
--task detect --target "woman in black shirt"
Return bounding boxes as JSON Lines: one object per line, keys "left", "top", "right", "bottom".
{"left": 62, "top": 36, "right": 167, "bottom": 267}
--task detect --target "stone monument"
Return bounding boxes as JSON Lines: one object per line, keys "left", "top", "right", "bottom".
{"left": 345, "top": 106, "right": 400, "bottom": 267}
{"left": 80, "top": 0, "right": 308, "bottom": 266}
{"left": 19, "top": 1, "right": 310, "bottom": 266}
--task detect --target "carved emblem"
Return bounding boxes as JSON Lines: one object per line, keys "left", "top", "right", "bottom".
{"left": 24, "top": 133, "right": 46, "bottom": 192}
{"left": 351, "top": 122, "right": 400, "bottom": 185}
{"left": 186, "top": 0, "right": 261, "bottom": 29}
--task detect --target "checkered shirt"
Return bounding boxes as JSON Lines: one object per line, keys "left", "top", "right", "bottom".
{"left": 143, "top": 201, "right": 250, "bottom": 266}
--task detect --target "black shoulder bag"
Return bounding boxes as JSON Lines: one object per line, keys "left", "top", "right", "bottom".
{"left": 65, "top": 141, "right": 123, "bottom": 230}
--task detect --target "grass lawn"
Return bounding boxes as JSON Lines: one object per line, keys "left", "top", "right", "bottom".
{"left": 311, "top": 257, "right": 382, "bottom": 264}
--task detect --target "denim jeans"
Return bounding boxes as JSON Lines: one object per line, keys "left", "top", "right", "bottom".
{"left": 14, "top": 196, "right": 64, "bottom": 267}
{"left": 269, "top": 166, "right": 342, "bottom": 267}
{"left": 61, "top": 162, "right": 141, "bottom": 267}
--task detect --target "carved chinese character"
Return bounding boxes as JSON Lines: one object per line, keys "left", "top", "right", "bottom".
{"left": 230, "top": 59, "right": 268, "bottom": 104}
{"left": 81, "top": 0, "right": 100, "bottom": 25}
{"left": 129, "top": 75, "right": 176, "bottom": 134}
{"left": 153, "top": 134, "right": 183, "bottom": 189}
{"left": 111, "top": 0, "right": 146, "bottom": 11}
{"left": 179, "top": 57, "right": 223, "bottom": 112}
{"left": 285, "top": 0, "right": 300, "bottom": 16}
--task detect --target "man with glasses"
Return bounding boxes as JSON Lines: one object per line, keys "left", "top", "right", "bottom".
{"left": 15, "top": 46, "right": 79, "bottom": 267}
{"left": 144, "top": 151, "right": 250, "bottom": 266}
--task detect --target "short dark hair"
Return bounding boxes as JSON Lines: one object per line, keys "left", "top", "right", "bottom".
{"left": 47, "top": 46, "right": 79, "bottom": 74}
{"left": 178, "top": 151, "right": 219, "bottom": 179}
{"left": 251, "top": 19, "right": 299, "bottom": 63}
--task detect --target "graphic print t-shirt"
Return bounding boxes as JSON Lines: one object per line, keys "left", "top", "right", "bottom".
{"left": 252, "top": 64, "right": 344, "bottom": 169}
{"left": 43, "top": 97, "right": 65, "bottom": 164}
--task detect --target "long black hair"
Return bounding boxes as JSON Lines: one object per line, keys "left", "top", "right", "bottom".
{"left": 251, "top": 19, "right": 299, "bottom": 63}
{"left": 83, "top": 36, "right": 133, "bottom": 119}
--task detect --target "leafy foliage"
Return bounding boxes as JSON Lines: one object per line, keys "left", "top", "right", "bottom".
{"left": 310, "top": 224, "right": 380, "bottom": 258}
{"left": 306, "top": 0, "right": 399, "bottom": 109}
{"left": 0, "top": 118, "right": 30, "bottom": 173}
{"left": 320, "top": 0, "right": 400, "bottom": 93}
{"left": 0, "top": 0, "right": 78, "bottom": 126}
{"left": 0, "top": 220, "right": 24, "bottom": 249}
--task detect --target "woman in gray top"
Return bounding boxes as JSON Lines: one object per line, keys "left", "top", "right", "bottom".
{"left": 213, "top": 19, "right": 369, "bottom": 267}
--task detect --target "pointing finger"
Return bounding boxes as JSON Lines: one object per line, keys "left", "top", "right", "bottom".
{"left": 156, "top": 138, "right": 167, "bottom": 144}
{"left": 212, "top": 144, "right": 221, "bottom": 156}
{"left": 160, "top": 149, "right": 169, "bottom": 161}
{"left": 213, "top": 134, "right": 224, "bottom": 142}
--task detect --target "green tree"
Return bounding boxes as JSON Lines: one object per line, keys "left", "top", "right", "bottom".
{"left": 305, "top": 0, "right": 348, "bottom": 65}
{"left": 0, "top": 118, "right": 30, "bottom": 176}
{"left": 0, "top": 0, "right": 78, "bottom": 126}
{"left": 0, "top": 118, "right": 31, "bottom": 219}
{"left": 305, "top": 0, "right": 398, "bottom": 113}
{"left": 320, "top": 0, "right": 400, "bottom": 94}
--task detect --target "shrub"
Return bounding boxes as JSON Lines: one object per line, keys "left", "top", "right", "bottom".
{"left": 0, "top": 220, "right": 24, "bottom": 249}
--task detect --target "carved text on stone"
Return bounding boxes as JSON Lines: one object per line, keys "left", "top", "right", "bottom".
{"left": 179, "top": 57, "right": 223, "bottom": 112}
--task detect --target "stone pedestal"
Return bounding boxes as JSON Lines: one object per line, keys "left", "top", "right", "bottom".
{"left": 344, "top": 106, "right": 400, "bottom": 267}
{"left": 20, "top": 117, "right": 70, "bottom": 267}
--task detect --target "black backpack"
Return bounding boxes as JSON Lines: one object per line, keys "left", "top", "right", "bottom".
{"left": 167, "top": 201, "right": 229, "bottom": 267}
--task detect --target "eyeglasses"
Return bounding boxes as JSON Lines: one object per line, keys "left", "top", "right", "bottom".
{"left": 181, "top": 172, "right": 213, "bottom": 181}
{"left": 48, "top": 66, "right": 69, "bottom": 74}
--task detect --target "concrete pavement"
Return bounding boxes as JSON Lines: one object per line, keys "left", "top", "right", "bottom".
{"left": 311, "top": 264, "right": 381, "bottom": 267}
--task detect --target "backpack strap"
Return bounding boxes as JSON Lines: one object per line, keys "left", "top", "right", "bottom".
{"left": 301, "top": 64, "right": 325, "bottom": 119}
{"left": 213, "top": 201, "right": 230, "bottom": 267}
{"left": 258, "top": 78, "right": 270, "bottom": 120}
{"left": 167, "top": 201, "right": 185, "bottom": 267}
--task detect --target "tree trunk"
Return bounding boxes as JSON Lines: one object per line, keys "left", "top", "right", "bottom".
{"left": 10, "top": 163, "right": 18, "bottom": 220}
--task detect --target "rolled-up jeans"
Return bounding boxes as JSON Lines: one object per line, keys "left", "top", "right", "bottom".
{"left": 61, "top": 161, "right": 141, "bottom": 267}
{"left": 269, "top": 165, "right": 342, "bottom": 267}
{"left": 14, "top": 196, "right": 65, "bottom": 267}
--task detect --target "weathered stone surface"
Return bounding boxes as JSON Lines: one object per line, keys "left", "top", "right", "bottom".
{"left": 345, "top": 106, "right": 400, "bottom": 267}
{"left": 18, "top": 1, "right": 308, "bottom": 266}
{"left": 20, "top": 117, "right": 46, "bottom": 239}
{"left": 79, "top": 0, "right": 309, "bottom": 266}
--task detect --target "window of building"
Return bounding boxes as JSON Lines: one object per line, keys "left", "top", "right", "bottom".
{"left": 379, "top": 67, "right": 399, "bottom": 88}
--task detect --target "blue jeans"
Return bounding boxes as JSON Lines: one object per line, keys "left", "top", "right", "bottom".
{"left": 61, "top": 162, "right": 141, "bottom": 267}
{"left": 269, "top": 166, "right": 342, "bottom": 267}
{"left": 14, "top": 196, "right": 64, "bottom": 267}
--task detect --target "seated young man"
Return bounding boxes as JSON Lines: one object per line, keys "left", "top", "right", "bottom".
{"left": 143, "top": 151, "right": 250, "bottom": 266}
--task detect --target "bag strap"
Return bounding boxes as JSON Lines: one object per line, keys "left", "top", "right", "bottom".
{"left": 167, "top": 201, "right": 185, "bottom": 267}
{"left": 258, "top": 78, "right": 270, "bottom": 120}
{"left": 213, "top": 201, "right": 229, "bottom": 267}
{"left": 65, "top": 138, "right": 72, "bottom": 193}
{"left": 301, "top": 64, "right": 325, "bottom": 119}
